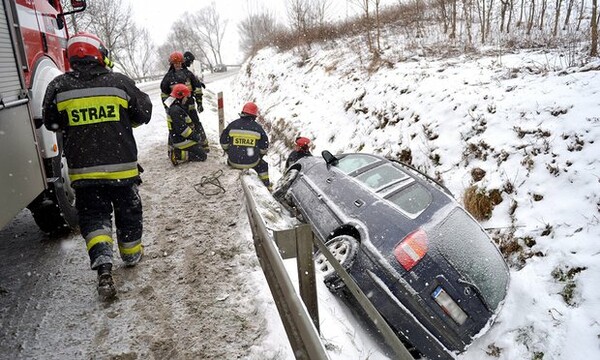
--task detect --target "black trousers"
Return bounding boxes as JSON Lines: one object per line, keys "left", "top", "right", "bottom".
{"left": 188, "top": 109, "right": 208, "bottom": 148}
{"left": 75, "top": 184, "right": 143, "bottom": 270}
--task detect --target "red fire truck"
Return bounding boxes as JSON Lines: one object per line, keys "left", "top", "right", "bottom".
{"left": 0, "top": 0, "right": 86, "bottom": 233}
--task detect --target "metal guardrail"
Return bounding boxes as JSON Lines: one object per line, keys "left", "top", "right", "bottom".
{"left": 241, "top": 175, "right": 416, "bottom": 360}
{"left": 241, "top": 176, "right": 328, "bottom": 360}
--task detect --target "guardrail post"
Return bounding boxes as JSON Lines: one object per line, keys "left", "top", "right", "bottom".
{"left": 296, "top": 224, "right": 320, "bottom": 333}
{"left": 217, "top": 91, "right": 224, "bottom": 135}
{"left": 273, "top": 228, "right": 297, "bottom": 259}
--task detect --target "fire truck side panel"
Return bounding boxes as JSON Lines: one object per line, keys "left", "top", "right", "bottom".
{"left": 16, "top": 0, "right": 67, "bottom": 158}
{"left": 0, "top": 0, "right": 46, "bottom": 229}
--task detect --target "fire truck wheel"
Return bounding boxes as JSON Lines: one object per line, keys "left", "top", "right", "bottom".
{"left": 29, "top": 134, "right": 78, "bottom": 235}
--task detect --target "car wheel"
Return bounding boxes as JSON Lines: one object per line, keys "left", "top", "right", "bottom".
{"left": 314, "top": 235, "right": 359, "bottom": 292}
{"left": 272, "top": 169, "right": 298, "bottom": 203}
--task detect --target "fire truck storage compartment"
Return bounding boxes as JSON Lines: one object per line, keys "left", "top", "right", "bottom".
{"left": 0, "top": 1, "right": 46, "bottom": 228}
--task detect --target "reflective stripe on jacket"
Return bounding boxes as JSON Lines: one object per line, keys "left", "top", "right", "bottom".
{"left": 43, "top": 63, "right": 152, "bottom": 187}
{"left": 220, "top": 116, "right": 268, "bottom": 167}
{"left": 168, "top": 101, "right": 200, "bottom": 149}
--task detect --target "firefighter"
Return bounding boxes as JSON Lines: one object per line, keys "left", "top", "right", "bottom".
{"left": 182, "top": 51, "right": 206, "bottom": 113}
{"left": 285, "top": 136, "right": 313, "bottom": 169}
{"left": 220, "top": 102, "right": 271, "bottom": 187}
{"left": 160, "top": 51, "right": 208, "bottom": 152}
{"left": 167, "top": 83, "right": 207, "bottom": 165}
{"left": 42, "top": 32, "right": 152, "bottom": 300}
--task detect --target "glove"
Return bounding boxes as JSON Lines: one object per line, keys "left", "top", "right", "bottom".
{"left": 197, "top": 102, "right": 204, "bottom": 113}
{"left": 199, "top": 82, "right": 206, "bottom": 89}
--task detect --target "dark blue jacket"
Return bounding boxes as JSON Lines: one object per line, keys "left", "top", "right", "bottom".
{"left": 43, "top": 61, "right": 152, "bottom": 187}
{"left": 220, "top": 116, "right": 268, "bottom": 168}
{"left": 168, "top": 101, "right": 201, "bottom": 149}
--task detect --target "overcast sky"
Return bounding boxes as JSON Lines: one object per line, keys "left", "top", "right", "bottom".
{"left": 127, "top": 0, "right": 287, "bottom": 64}
{"left": 126, "top": 0, "right": 380, "bottom": 64}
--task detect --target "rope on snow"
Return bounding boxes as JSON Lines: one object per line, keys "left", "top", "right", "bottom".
{"left": 193, "top": 169, "right": 226, "bottom": 196}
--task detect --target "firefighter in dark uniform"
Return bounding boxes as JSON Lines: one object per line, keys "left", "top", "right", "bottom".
{"left": 285, "top": 136, "right": 313, "bottom": 169}
{"left": 220, "top": 102, "right": 270, "bottom": 187}
{"left": 42, "top": 32, "right": 152, "bottom": 300}
{"left": 167, "top": 83, "right": 207, "bottom": 165}
{"left": 182, "top": 51, "right": 206, "bottom": 116}
{"left": 160, "top": 51, "right": 208, "bottom": 152}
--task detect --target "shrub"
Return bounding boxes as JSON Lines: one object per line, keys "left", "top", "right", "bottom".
{"left": 463, "top": 185, "right": 496, "bottom": 220}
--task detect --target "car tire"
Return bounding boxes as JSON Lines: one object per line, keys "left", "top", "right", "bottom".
{"left": 272, "top": 169, "right": 298, "bottom": 203}
{"left": 314, "top": 235, "right": 360, "bottom": 292}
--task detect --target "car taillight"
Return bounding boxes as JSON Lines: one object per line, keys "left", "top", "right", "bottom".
{"left": 432, "top": 286, "right": 468, "bottom": 325}
{"left": 393, "top": 229, "right": 428, "bottom": 271}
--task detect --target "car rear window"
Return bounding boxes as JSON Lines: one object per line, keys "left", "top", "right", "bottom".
{"left": 386, "top": 182, "right": 432, "bottom": 216}
{"left": 431, "top": 208, "right": 509, "bottom": 310}
{"left": 356, "top": 163, "right": 410, "bottom": 191}
{"left": 335, "top": 154, "right": 379, "bottom": 174}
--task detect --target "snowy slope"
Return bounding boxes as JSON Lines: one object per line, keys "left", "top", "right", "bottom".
{"left": 231, "top": 45, "right": 600, "bottom": 360}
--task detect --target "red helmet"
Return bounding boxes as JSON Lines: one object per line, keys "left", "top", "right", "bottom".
{"left": 295, "top": 137, "right": 311, "bottom": 149}
{"left": 241, "top": 102, "right": 258, "bottom": 116}
{"left": 170, "top": 84, "right": 191, "bottom": 99}
{"left": 67, "top": 32, "right": 109, "bottom": 65}
{"left": 169, "top": 51, "right": 184, "bottom": 64}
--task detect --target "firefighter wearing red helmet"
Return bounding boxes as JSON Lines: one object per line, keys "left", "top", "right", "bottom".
{"left": 285, "top": 136, "right": 313, "bottom": 169}
{"left": 166, "top": 84, "right": 207, "bottom": 165}
{"left": 42, "top": 32, "right": 152, "bottom": 300}
{"left": 219, "top": 102, "right": 271, "bottom": 187}
{"left": 160, "top": 51, "right": 208, "bottom": 152}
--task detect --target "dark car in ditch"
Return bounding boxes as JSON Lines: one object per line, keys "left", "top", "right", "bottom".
{"left": 274, "top": 151, "right": 510, "bottom": 359}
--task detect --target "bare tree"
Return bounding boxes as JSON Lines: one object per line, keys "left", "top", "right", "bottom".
{"left": 500, "top": 0, "right": 511, "bottom": 32}
{"left": 552, "top": 0, "right": 563, "bottom": 36}
{"left": 117, "top": 27, "right": 157, "bottom": 79}
{"left": 238, "top": 12, "right": 281, "bottom": 58}
{"left": 349, "top": 0, "right": 385, "bottom": 53}
{"left": 288, "top": 0, "right": 312, "bottom": 48}
{"left": 437, "top": 0, "right": 450, "bottom": 34}
{"left": 517, "top": 0, "right": 526, "bottom": 27}
{"left": 189, "top": 4, "right": 228, "bottom": 65}
{"left": 65, "top": 0, "right": 157, "bottom": 79}
{"left": 563, "top": 0, "right": 575, "bottom": 30}
{"left": 463, "top": 0, "right": 473, "bottom": 45}
{"left": 450, "top": 0, "right": 458, "bottom": 38}
{"left": 577, "top": 0, "right": 585, "bottom": 31}
{"left": 592, "top": 0, "right": 598, "bottom": 56}
{"left": 527, "top": 0, "right": 536, "bottom": 35}
{"left": 374, "top": 0, "right": 382, "bottom": 51}
{"left": 539, "top": 0, "right": 548, "bottom": 29}
{"left": 475, "top": 0, "right": 495, "bottom": 42}
{"left": 287, "top": 0, "right": 332, "bottom": 48}
{"left": 73, "top": 0, "right": 132, "bottom": 58}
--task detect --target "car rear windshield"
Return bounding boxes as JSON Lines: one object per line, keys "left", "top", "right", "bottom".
{"left": 335, "top": 154, "right": 380, "bottom": 174}
{"left": 431, "top": 208, "right": 509, "bottom": 311}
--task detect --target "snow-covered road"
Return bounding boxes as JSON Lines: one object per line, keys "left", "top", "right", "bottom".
{"left": 0, "top": 74, "right": 293, "bottom": 359}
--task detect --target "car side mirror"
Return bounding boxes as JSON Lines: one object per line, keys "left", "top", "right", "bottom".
{"left": 322, "top": 150, "right": 338, "bottom": 168}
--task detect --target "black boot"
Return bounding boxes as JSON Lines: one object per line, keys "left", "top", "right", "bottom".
{"left": 97, "top": 264, "right": 116, "bottom": 300}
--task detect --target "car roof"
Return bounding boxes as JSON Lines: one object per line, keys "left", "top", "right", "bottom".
{"left": 293, "top": 152, "right": 454, "bottom": 219}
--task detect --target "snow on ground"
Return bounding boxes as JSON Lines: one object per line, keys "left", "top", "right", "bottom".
{"left": 230, "top": 45, "right": 600, "bottom": 360}
{"left": 1, "top": 46, "right": 598, "bottom": 359}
